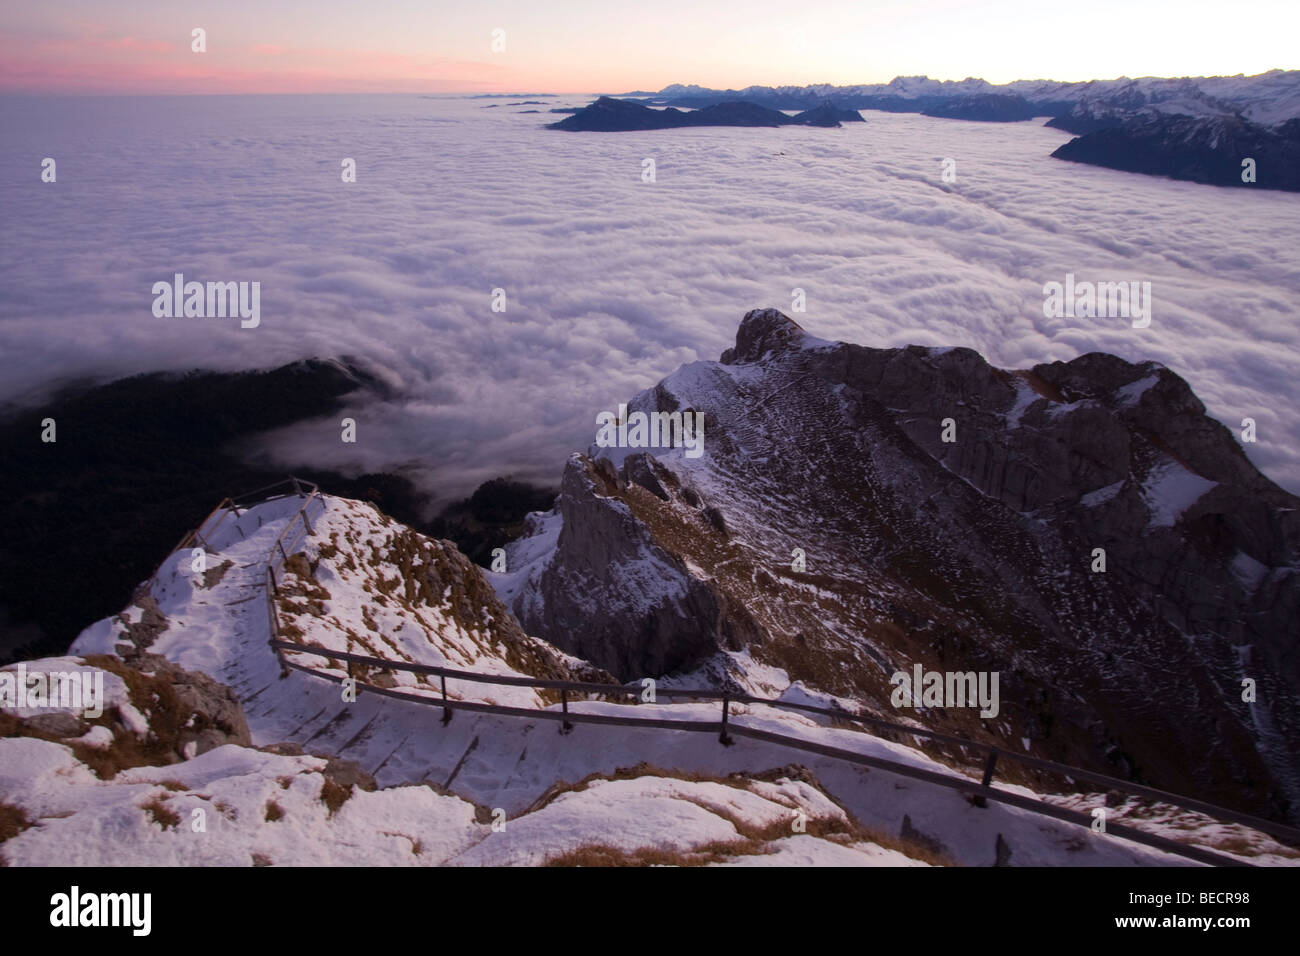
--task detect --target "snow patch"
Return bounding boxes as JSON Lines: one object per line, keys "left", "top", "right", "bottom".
{"left": 1141, "top": 458, "right": 1217, "bottom": 529}
{"left": 1080, "top": 480, "right": 1125, "bottom": 508}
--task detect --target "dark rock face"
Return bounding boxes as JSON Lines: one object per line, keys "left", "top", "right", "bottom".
{"left": 1051, "top": 113, "right": 1300, "bottom": 191}
{"left": 509, "top": 454, "right": 762, "bottom": 679}
{"left": 505, "top": 309, "right": 1300, "bottom": 822}
{"left": 922, "top": 94, "right": 1037, "bottom": 122}
{"left": 164, "top": 660, "right": 254, "bottom": 754}
{"left": 120, "top": 652, "right": 253, "bottom": 754}
{"left": 549, "top": 96, "right": 797, "bottom": 131}
{"left": 721, "top": 306, "right": 811, "bottom": 363}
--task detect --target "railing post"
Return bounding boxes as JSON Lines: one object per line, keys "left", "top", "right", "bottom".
{"left": 973, "top": 749, "right": 999, "bottom": 808}
{"left": 719, "top": 691, "right": 734, "bottom": 746}
{"left": 981, "top": 749, "right": 999, "bottom": 788}
{"left": 440, "top": 673, "right": 452, "bottom": 725}
{"left": 560, "top": 689, "right": 573, "bottom": 735}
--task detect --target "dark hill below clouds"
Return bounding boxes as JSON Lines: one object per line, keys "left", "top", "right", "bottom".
{"left": 549, "top": 96, "right": 796, "bottom": 131}
{"left": 792, "top": 102, "right": 866, "bottom": 127}
{"left": 549, "top": 96, "right": 865, "bottom": 131}
{"left": 0, "top": 362, "right": 553, "bottom": 664}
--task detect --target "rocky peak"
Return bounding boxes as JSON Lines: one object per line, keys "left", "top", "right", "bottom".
{"left": 720, "top": 308, "right": 809, "bottom": 365}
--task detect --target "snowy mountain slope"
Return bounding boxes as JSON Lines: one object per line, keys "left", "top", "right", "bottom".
{"left": 498, "top": 309, "right": 1300, "bottom": 824}
{"left": 0, "top": 490, "right": 1269, "bottom": 864}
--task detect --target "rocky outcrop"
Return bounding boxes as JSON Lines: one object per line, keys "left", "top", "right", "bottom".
{"left": 1, "top": 653, "right": 252, "bottom": 769}
{"left": 507, "top": 454, "right": 763, "bottom": 679}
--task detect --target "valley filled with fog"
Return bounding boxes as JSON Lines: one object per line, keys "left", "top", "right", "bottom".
{"left": 3, "top": 93, "right": 1297, "bottom": 499}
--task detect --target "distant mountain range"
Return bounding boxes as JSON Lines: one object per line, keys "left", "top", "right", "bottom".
{"left": 588, "top": 71, "right": 1300, "bottom": 191}
{"left": 649, "top": 71, "right": 1300, "bottom": 126}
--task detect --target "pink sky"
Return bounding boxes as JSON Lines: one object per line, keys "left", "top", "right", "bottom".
{"left": 0, "top": 33, "right": 537, "bottom": 95}
{"left": 2, "top": 0, "right": 1293, "bottom": 95}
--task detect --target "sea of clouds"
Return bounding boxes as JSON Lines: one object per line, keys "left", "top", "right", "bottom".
{"left": 2, "top": 93, "right": 1298, "bottom": 503}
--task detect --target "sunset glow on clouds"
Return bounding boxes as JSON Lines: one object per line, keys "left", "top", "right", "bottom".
{"left": 2, "top": 0, "right": 1296, "bottom": 95}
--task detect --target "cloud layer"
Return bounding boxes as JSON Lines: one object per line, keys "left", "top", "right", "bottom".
{"left": 2, "top": 94, "right": 1298, "bottom": 503}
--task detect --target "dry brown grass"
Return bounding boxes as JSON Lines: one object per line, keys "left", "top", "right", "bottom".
{"left": 320, "top": 778, "right": 352, "bottom": 817}
{"left": 200, "top": 559, "right": 234, "bottom": 589}
{"left": 264, "top": 799, "right": 284, "bottom": 822}
{"left": 0, "top": 802, "right": 33, "bottom": 844}
{"left": 141, "top": 794, "right": 180, "bottom": 830}
{"left": 545, "top": 842, "right": 743, "bottom": 867}
{"left": 1208, "top": 833, "right": 1300, "bottom": 859}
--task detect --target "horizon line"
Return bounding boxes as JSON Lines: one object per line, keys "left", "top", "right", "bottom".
{"left": 1, "top": 67, "right": 1293, "bottom": 99}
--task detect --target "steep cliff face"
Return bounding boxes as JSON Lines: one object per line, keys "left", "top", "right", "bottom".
{"left": 499, "top": 309, "right": 1300, "bottom": 821}
{"left": 493, "top": 455, "right": 764, "bottom": 680}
